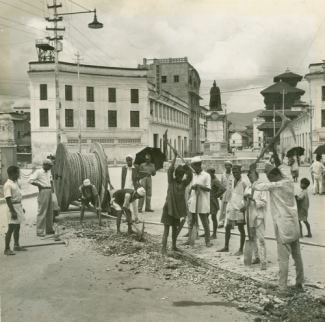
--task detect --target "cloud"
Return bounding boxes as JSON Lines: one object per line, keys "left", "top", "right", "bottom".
{"left": 0, "top": 100, "right": 14, "bottom": 113}
{"left": 0, "top": 0, "right": 323, "bottom": 114}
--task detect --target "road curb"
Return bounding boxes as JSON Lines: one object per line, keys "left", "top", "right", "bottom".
{"left": 0, "top": 192, "right": 38, "bottom": 205}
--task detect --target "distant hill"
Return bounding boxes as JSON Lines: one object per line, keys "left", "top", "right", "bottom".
{"left": 227, "top": 110, "right": 263, "bottom": 129}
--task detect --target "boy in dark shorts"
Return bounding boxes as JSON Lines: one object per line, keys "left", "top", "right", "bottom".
{"left": 296, "top": 178, "right": 311, "bottom": 238}
{"left": 161, "top": 150, "right": 192, "bottom": 256}
{"left": 79, "top": 179, "right": 101, "bottom": 225}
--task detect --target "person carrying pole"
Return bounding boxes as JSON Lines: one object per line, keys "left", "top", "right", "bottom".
{"left": 250, "top": 144, "right": 304, "bottom": 297}
{"left": 161, "top": 149, "right": 192, "bottom": 255}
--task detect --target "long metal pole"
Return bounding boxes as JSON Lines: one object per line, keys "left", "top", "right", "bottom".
{"left": 225, "top": 108, "right": 228, "bottom": 151}
{"left": 53, "top": 0, "right": 61, "bottom": 146}
{"left": 273, "top": 104, "right": 275, "bottom": 137}
{"left": 76, "top": 52, "right": 81, "bottom": 153}
{"left": 196, "top": 106, "right": 199, "bottom": 155}
{"left": 310, "top": 104, "right": 313, "bottom": 162}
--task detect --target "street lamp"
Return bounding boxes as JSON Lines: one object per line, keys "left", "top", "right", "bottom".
{"left": 46, "top": 1, "right": 103, "bottom": 147}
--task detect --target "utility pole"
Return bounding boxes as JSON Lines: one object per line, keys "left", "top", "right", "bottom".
{"left": 280, "top": 89, "right": 287, "bottom": 159}
{"left": 309, "top": 102, "right": 313, "bottom": 163}
{"left": 196, "top": 106, "right": 200, "bottom": 155}
{"left": 46, "top": 1, "right": 65, "bottom": 145}
{"left": 74, "top": 52, "right": 83, "bottom": 153}
{"left": 273, "top": 104, "right": 276, "bottom": 137}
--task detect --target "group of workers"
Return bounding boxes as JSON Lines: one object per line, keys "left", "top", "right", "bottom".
{"left": 4, "top": 143, "right": 310, "bottom": 298}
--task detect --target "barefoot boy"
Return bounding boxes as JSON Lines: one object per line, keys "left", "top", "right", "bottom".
{"left": 296, "top": 178, "right": 311, "bottom": 238}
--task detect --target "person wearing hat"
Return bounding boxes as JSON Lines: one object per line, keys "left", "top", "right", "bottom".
{"left": 187, "top": 156, "right": 212, "bottom": 247}
{"left": 217, "top": 164, "right": 249, "bottom": 256}
{"left": 161, "top": 149, "right": 192, "bottom": 255}
{"left": 121, "top": 155, "right": 140, "bottom": 222}
{"left": 138, "top": 154, "right": 156, "bottom": 213}
{"left": 218, "top": 161, "right": 234, "bottom": 228}
{"left": 111, "top": 187, "right": 146, "bottom": 235}
{"left": 206, "top": 168, "right": 226, "bottom": 239}
{"left": 78, "top": 179, "right": 101, "bottom": 225}
{"left": 28, "top": 159, "right": 54, "bottom": 237}
{"left": 251, "top": 144, "right": 304, "bottom": 297}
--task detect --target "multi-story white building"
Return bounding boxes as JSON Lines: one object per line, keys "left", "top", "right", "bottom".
{"left": 229, "top": 131, "right": 248, "bottom": 148}
{"left": 28, "top": 61, "right": 190, "bottom": 164}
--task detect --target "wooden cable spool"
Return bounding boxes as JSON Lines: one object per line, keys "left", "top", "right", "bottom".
{"left": 52, "top": 142, "right": 109, "bottom": 211}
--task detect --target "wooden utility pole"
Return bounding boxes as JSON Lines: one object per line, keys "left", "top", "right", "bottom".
{"left": 280, "top": 89, "right": 287, "bottom": 159}
{"left": 74, "top": 52, "right": 83, "bottom": 153}
{"left": 46, "top": 1, "right": 65, "bottom": 145}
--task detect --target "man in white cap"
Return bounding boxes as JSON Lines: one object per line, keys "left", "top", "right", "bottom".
{"left": 28, "top": 159, "right": 54, "bottom": 237}
{"left": 251, "top": 144, "right": 304, "bottom": 297}
{"left": 187, "top": 156, "right": 212, "bottom": 247}
{"left": 218, "top": 161, "right": 234, "bottom": 228}
{"left": 121, "top": 154, "right": 139, "bottom": 222}
{"left": 111, "top": 187, "right": 146, "bottom": 235}
{"left": 78, "top": 179, "right": 101, "bottom": 225}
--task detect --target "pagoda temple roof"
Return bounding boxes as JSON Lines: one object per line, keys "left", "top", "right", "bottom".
{"left": 257, "top": 122, "right": 282, "bottom": 130}
{"left": 261, "top": 81, "right": 305, "bottom": 95}
{"left": 274, "top": 71, "right": 303, "bottom": 83}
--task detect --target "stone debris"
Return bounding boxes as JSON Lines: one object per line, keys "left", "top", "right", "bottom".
{"left": 64, "top": 217, "right": 325, "bottom": 322}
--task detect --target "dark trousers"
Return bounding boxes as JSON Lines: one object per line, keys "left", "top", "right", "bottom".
{"left": 189, "top": 213, "right": 210, "bottom": 244}
{"left": 5, "top": 224, "right": 20, "bottom": 249}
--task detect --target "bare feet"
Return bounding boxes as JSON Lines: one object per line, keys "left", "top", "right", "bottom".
{"left": 305, "top": 234, "right": 312, "bottom": 238}
{"left": 172, "top": 247, "right": 183, "bottom": 252}
{"left": 180, "top": 241, "right": 190, "bottom": 246}
{"left": 210, "top": 235, "right": 217, "bottom": 239}
{"left": 217, "top": 247, "right": 229, "bottom": 252}
{"left": 234, "top": 250, "right": 243, "bottom": 256}
{"left": 206, "top": 243, "right": 213, "bottom": 248}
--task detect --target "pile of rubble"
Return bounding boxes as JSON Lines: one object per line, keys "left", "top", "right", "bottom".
{"left": 64, "top": 217, "right": 325, "bottom": 322}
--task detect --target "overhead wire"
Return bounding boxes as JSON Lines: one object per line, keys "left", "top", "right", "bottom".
{"left": 0, "top": 0, "right": 44, "bottom": 18}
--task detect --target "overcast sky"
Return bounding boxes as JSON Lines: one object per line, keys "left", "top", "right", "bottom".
{"left": 1, "top": 0, "right": 325, "bottom": 113}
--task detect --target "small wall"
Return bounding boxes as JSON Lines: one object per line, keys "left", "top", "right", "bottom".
{"left": 165, "top": 156, "right": 266, "bottom": 174}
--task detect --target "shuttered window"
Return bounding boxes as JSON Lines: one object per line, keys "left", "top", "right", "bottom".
{"left": 322, "top": 86, "right": 325, "bottom": 101}
{"left": 40, "top": 109, "right": 49, "bottom": 127}
{"left": 65, "top": 109, "right": 74, "bottom": 127}
{"left": 108, "top": 88, "right": 116, "bottom": 102}
{"left": 86, "top": 87, "right": 94, "bottom": 102}
{"left": 322, "top": 110, "right": 325, "bottom": 127}
{"left": 87, "top": 110, "right": 95, "bottom": 127}
{"left": 40, "top": 84, "right": 47, "bottom": 100}
{"left": 130, "top": 89, "right": 139, "bottom": 103}
{"left": 108, "top": 111, "right": 117, "bottom": 127}
{"left": 130, "top": 111, "right": 139, "bottom": 127}
{"left": 65, "top": 85, "right": 73, "bottom": 101}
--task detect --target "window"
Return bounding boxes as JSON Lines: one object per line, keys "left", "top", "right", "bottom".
{"left": 167, "top": 108, "right": 169, "bottom": 121}
{"left": 233, "top": 140, "right": 235, "bottom": 144}
{"left": 174, "top": 75, "right": 179, "bottom": 82}
{"left": 86, "top": 87, "right": 94, "bottom": 102}
{"left": 65, "top": 109, "right": 74, "bottom": 127}
{"left": 322, "top": 110, "right": 325, "bottom": 127}
{"left": 17, "top": 131, "right": 21, "bottom": 139}
{"left": 40, "top": 84, "right": 47, "bottom": 100}
{"left": 130, "top": 111, "right": 139, "bottom": 127}
{"left": 108, "top": 110, "right": 117, "bottom": 127}
{"left": 159, "top": 106, "right": 162, "bottom": 118}
{"left": 40, "top": 109, "right": 49, "bottom": 127}
{"left": 161, "top": 76, "right": 167, "bottom": 83}
{"left": 322, "top": 86, "right": 325, "bottom": 101}
{"left": 108, "top": 88, "right": 116, "bottom": 102}
{"left": 131, "top": 89, "right": 139, "bottom": 103}
{"left": 65, "top": 85, "right": 73, "bottom": 101}
{"left": 189, "top": 76, "right": 192, "bottom": 84}
{"left": 87, "top": 110, "right": 95, "bottom": 127}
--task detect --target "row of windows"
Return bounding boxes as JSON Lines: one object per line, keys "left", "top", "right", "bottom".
{"left": 152, "top": 104, "right": 188, "bottom": 126}
{"left": 161, "top": 75, "right": 179, "bottom": 83}
{"left": 39, "top": 109, "right": 140, "bottom": 128}
{"left": 40, "top": 84, "right": 139, "bottom": 103}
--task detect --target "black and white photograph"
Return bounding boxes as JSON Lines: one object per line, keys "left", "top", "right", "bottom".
{"left": 1, "top": 0, "right": 325, "bottom": 321}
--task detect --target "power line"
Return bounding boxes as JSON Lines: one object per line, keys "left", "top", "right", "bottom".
{"left": 0, "top": 40, "right": 35, "bottom": 48}
{"left": 0, "top": 23, "right": 46, "bottom": 37}
{"left": 18, "top": 0, "right": 45, "bottom": 14}
{"left": 0, "top": 0, "right": 44, "bottom": 18}
{"left": 68, "top": 0, "right": 91, "bottom": 11}
{"left": 0, "top": 15, "right": 46, "bottom": 33}
{"left": 295, "top": 15, "right": 325, "bottom": 71}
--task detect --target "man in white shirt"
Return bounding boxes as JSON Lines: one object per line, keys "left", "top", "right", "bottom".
{"left": 309, "top": 154, "right": 325, "bottom": 194}
{"left": 187, "top": 156, "right": 212, "bottom": 247}
{"left": 121, "top": 155, "right": 139, "bottom": 222}
{"left": 251, "top": 145, "right": 304, "bottom": 297}
{"left": 245, "top": 169, "right": 267, "bottom": 270}
{"left": 28, "top": 159, "right": 54, "bottom": 237}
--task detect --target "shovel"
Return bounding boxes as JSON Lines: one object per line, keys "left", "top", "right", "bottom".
{"left": 244, "top": 190, "right": 255, "bottom": 266}
{"left": 189, "top": 188, "right": 200, "bottom": 246}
